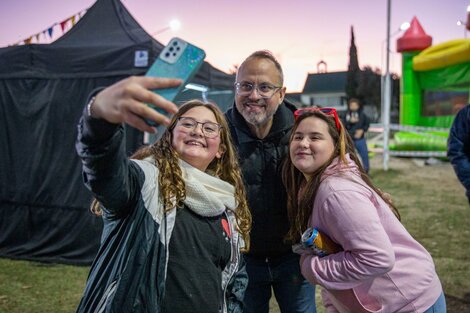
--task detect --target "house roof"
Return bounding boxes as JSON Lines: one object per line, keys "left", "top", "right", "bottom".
{"left": 302, "top": 71, "right": 347, "bottom": 93}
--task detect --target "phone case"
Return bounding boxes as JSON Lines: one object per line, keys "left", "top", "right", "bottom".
{"left": 145, "top": 37, "right": 206, "bottom": 106}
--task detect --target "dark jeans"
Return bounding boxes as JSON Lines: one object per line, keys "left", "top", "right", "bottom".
{"left": 243, "top": 253, "right": 316, "bottom": 313}
{"left": 354, "top": 137, "right": 369, "bottom": 173}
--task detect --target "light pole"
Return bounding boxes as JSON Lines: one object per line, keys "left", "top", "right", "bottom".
{"left": 383, "top": 0, "right": 392, "bottom": 171}
{"left": 381, "top": 1, "right": 412, "bottom": 171}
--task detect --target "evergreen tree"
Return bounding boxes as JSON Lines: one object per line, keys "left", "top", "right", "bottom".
{"left": 346, "top": 26, "right": 360, "bottom": 99}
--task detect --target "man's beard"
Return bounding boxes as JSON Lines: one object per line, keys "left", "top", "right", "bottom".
{"left": 240, "top": 102, "right": 276, "bottom": 127}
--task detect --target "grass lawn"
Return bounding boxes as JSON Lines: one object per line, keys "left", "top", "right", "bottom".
{"left": 1, "top": 156, "right": 469, "bottom": 313}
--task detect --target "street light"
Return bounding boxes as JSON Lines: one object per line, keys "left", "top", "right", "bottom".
{"left": 457, "top": 20, "right": 467, "bottom": 38}
{"left": 152, "top": 18, "right": 181, "bottom": 37}
{"left": 381, "top": 22, "right": 410, "bottom": 74}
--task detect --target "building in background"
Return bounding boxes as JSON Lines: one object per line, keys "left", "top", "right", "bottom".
{"left": 299, "top": 70, "right": 348, "bottom": 111}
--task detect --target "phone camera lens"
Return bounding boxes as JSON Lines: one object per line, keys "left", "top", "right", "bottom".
{"left": 165, "top": 52, "right": 170, "bottom": 57}
{"left": 173, "top": 41, "right": 178, "bottom": 46}
{"left": 176, "top": 47, "right": 180, "bottom": 51}
{"left": 169, "top": 47, "right": 174, "bottom": 52}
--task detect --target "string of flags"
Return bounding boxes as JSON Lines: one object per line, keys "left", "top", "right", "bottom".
{"left": 10, "top": 8, "right": 88, "bottom": 46}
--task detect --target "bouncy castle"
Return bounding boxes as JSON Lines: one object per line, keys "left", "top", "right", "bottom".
{"left": 393, "top": 17, "right": 470, "bottom": 152}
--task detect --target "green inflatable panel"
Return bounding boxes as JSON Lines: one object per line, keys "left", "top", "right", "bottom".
{"left": 392, "top": 131, "right": 448, "bottom": 151}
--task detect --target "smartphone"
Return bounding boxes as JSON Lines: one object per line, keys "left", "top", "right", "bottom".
{"left": 145, "top": 37, "right": 206, "bottom": 124}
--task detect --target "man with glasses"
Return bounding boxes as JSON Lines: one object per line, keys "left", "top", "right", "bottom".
{"left": 225, "top": 51, "right": 316, "bottom": 313}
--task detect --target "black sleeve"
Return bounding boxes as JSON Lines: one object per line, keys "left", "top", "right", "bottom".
{"left": 360, "top": 112, "right": 370, "bottom": 132}
{"left": 447, "top": 106, "right": 470, "bottom": 198}
{"left": 75, "top": 96, "right": 142, "bottom": 217}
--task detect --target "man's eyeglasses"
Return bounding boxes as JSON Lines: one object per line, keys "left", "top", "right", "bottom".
{"left": 176, "top": 117, "right": 222, "bottom": 138}
{"left": 234, "top": 82, "right": 282, "bottom": 99}
{"left": 294, "top": 107, "right": 342, "bottom": 130}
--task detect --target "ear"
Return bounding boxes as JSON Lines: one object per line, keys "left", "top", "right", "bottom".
{"left": 216, "top": 144, "right": 226, "bottom": 159}
{"left": 279, "top": 86, "right": 287, "bottom": 104}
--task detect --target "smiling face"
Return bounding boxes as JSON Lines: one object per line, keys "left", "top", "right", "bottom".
{"left": 235, "top": 57, "right": 286, "bottom": 129}
{"left": 172, "top": 106, "right": 223, "bottom": 171}
{"left": 289, "top": 116, "right": 336, "bottom": 180}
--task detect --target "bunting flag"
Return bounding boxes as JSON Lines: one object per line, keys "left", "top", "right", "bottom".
{"left": 9, "top": 7, "right": 88, "bottom": 46}
{"left": 47, "top": 26, "right": 54, "bottom": 39}
{"left": 60, "top": 19, "right": 68, "bottom": 33}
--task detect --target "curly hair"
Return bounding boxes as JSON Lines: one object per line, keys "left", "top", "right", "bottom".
{"left": 91, "top": 100, "right": 252, "bottom": 251}
{"left": 282, "top": 110, "right": 400, "bottom": 243}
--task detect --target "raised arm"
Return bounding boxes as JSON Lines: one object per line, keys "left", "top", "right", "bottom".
{"left": 75, "top": 76, "right": 181, "bottom": 215}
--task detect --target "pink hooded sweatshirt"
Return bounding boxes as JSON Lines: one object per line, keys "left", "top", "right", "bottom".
{"left": 300, "top": 155, "right": 442, "bottom": 313}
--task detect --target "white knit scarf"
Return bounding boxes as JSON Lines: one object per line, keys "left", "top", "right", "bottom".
{"left": 179, "top": 160, "right": 236, "bottom": 217}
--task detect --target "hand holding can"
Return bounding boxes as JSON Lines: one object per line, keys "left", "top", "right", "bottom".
{"left": 301, "top": 227, "right": 342, "bottom": 257}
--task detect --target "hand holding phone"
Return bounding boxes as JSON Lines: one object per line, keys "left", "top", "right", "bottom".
{"left": 145, "top": 37, "right": 206, "bottom": 124}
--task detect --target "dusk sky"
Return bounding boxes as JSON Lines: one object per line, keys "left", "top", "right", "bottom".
{"left": 1, "top": 0, "right": 468, "bottom": 91}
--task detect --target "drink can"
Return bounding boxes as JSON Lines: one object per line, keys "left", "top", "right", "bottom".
{"left": 301, "top": 227, "right": 341, "bottom": 257}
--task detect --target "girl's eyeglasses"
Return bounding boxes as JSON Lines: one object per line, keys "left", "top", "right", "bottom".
{"left": 176, "top": 117, "right": 222, "bottom": 138}
{"left": 294, "top": 107, "right": 341, "bottom": 130}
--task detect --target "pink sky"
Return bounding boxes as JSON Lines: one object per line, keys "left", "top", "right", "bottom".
{"left": 1, "top": 0, "right": 468, "bottom": 91}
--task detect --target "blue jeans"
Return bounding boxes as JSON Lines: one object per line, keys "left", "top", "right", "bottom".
{"left": 423, "top": 292, "right": 446, "bottom": 313}
{"left": 243, "top": 253, "right": 316, "bottom": 313}
{"left": 354, "top": 137, "right": 369, "bottom": 173}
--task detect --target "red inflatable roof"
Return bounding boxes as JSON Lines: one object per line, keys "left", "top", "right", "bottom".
{"left": 397, "top": 16, "right": 432, "bottom": 52}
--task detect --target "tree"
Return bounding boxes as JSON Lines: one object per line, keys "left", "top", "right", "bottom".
{"left": 357, "top": 66, "right": 381, "bottom": 108}
{"left": 346, "top": 26, "right": 360, "bottom": 100}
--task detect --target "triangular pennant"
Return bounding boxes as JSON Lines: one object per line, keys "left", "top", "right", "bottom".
{"left": 60, "top": 19, "right": 68, "bottom": 33}
{"left": 48, "top": 26, "right": 54, "bottom": 38}
{"left": 24, "top": 37, "right": 32, "bottom": 45}
{"left": 71, "top": 15, "right": 76, "bottom": 26}
{"left": 35, "top": 33, "right": 40, "bottom": 43}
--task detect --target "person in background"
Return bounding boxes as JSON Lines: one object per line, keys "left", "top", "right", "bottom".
{"left": 283, "top": 107, "right": 446, "bottom": 313}
{"left": 343, "top": 98, "right": 370, "bottom": 173}
{"left": 447, "top": 103, "right": 470, "bottom": 205}
{"left": 225, "top": 51, "right": 316, "bottom": 313}
{"left": 75, "top": 76, "right": 251, "bottom": 313}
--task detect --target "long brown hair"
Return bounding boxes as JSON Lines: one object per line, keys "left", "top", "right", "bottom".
{"left": 92, "top": 100, "right": 252, "bottom": 251}
{"left": 282, "top": 110, "right": 400, "bottom": 243}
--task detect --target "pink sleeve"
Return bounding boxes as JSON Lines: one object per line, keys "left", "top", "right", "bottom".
{"left": 300, "top": 190, "right": 395, "bottom": 290}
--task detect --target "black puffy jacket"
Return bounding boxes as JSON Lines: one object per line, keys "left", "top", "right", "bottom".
{"left": 225, "top": 101, "right": 297, "bottom": 258}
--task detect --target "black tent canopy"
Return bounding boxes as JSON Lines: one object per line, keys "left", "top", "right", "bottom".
{"left": 0, "top": 0, "right": 234, "bottom": 265}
